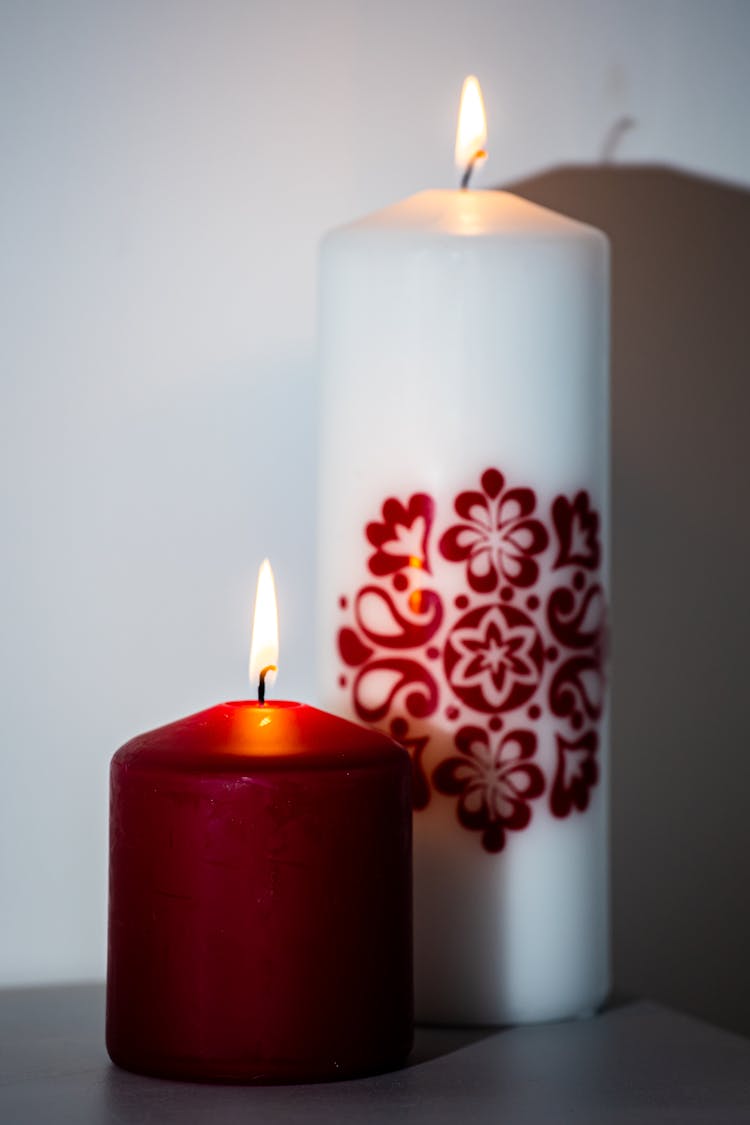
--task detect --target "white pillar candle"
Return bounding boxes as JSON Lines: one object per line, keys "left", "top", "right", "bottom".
{"left": 317, "top": 83, "right": 609, "bottom": 1026}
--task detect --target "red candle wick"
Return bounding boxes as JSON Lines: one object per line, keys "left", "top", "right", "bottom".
{"left": 257, "top": 664, "right": 277, "bottom": 705}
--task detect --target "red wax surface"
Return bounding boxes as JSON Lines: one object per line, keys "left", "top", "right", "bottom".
{"left": 106, "top": 701, "right": 412, "bottom": 1083}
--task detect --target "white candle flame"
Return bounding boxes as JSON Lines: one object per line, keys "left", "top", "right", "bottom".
{"left": 455, "top": 75, "right": 488, "bottom": 174}
{"left": 249, "top": 559, "right": 279, "bottom": 693}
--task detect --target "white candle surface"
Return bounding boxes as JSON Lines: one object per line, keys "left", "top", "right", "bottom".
{"left": 317, "top": 185, "right": 610, "bottom": 1025}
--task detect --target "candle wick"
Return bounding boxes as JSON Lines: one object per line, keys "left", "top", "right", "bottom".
{"left": 460, "top": 149, "right": 487, "bottom": 190}
{"left": 257, "top": 665, "right": 277, "bottom": 705}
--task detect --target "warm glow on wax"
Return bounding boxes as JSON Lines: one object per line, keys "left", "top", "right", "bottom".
{"left": 249, "top": 558, "right": 279, "bottom": 692}
{"left": 454, "top": 75, "right": 487, "bottom": 172}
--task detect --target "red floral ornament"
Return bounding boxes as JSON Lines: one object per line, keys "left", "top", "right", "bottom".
{"left": 346, "top": 656, "right": 439, "bottom": 725}
{"left": 433, "top": 726, "right": 545, "bottom": 853}
{"left": 366, "top": 494, "right": 435, "bottom": 577}
{"left": 551, "top": 491, "right": 600, "bottom": 570}
{"left": 439, "top": 468, "right": 548, "bottom": 592}
{"left": 549, "top": 654, "right": 605, "bottom": 729}
{"left": 337, "top": 581, "right": 442, "bottom": 726}
{"left": 336, "top": 465, "right": 607, "bottom": 850}
{"left": 444, "top": 603, "right": 544, "bottom": 714}
{"left": 550, "top": 732, "right": 599, "bottom": 817}
{"left": 547, "top": 582, "right": 606, "bottom": 651}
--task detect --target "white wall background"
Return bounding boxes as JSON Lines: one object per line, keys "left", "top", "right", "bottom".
{"left": 1, "top": 0, "right": 749, "bottom": 1026}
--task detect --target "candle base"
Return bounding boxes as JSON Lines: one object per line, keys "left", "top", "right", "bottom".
{"left": 106, "top": 1037, "right": 414, "bottom": 1085}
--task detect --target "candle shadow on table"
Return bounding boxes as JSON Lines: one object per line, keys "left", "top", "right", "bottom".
{"left": 403, "top": 1026, "right": 496, "bottom": 1067}
{"left": 403, "top": 993, "right": 636, "bottom": 1070}
{"left": 502, "top": 164, "right": 750, "bottom": 1039}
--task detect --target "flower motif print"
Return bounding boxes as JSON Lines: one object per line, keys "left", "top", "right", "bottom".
{"left": 550, "top": 732, "right": 599, "bottom": 817}
{"left": 444, "top": 603, "right": 544, "bottom": 714}
{"left": 439, "top": 468, "right": 548, "bottom": 592}
{"left": 336, "top": 465, "right": 607, "bottom": 849}
{"left": 433, "top": 726, "right": 545, "bottom": 852}
{"left": 551, "top": 491, "right": 600, "bottom": 570}
{"left": 366, "top": 493, "right": 435, "bottom": 577}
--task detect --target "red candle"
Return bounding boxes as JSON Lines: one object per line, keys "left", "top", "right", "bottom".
{"left": 106, "top": 564, "right": 412, "bottom": 1082}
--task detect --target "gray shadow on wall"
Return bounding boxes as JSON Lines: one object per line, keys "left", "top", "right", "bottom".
{"left": 502, "top": 165, "right": 750, "bottom": 1037}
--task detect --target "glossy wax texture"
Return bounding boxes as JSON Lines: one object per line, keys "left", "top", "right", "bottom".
{"left": 106, "top": 702, "right": 412, "bottom": 1083}
{"left": 318, "top": 190, "right": 610, "bottom": 1026}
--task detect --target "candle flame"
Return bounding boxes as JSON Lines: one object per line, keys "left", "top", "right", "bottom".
{"left": 455, "top": 75, "right": 487, "bottom": 174}
{"left": 249, "top": 558, "right": 279, "bottom": 695}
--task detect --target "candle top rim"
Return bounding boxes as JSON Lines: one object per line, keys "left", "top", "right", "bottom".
{"left": 326, "top": 188, "right": 607, "bottom": 243}
{"left": 112, "top": 701, "right": 409, "bottom": 776}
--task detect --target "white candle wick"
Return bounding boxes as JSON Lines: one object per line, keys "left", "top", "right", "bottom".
{"left": 460, "top": 148, "right": 488, "bottom": 190}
